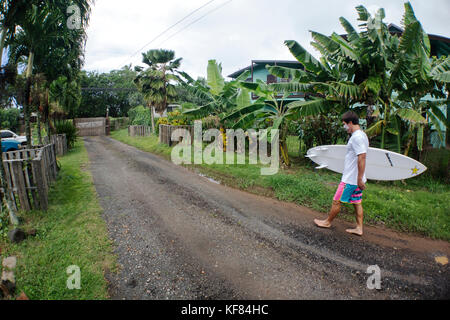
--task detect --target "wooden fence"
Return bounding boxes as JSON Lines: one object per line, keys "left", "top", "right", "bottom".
{"left": 74, "top": 117, "right": 106, "bottom": 136}
{"left": 111, "top": 118, "right": 129, "bottom": 131}
{"left": 128, "top": 125, "right": 152, "bottom": 137}
{"left": 43, "top": 134, "right": 67, "bottom": 156}
{"left": 159, "top": 125, "right": 194, "bottom": 147}
{"left": 1, "top": 144, "right": 58, "bottom": 211}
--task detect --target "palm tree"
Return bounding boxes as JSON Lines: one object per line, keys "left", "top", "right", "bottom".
{"left": 0, "top": 0, "right": 91, "bottom": 225}
{"left": 8, "top": 0, "right": 91, "bottom": 145}
{"left": 134, "top": 49, "right": 182, "bottom": 133}
{"left": 0, "top": 0, "right": 34, "bottom": 66}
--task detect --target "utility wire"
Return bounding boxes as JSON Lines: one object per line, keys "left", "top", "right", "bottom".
{"left": 156, "top": 0, "right": 233, "bottom": 47}
{"left": 119, "top": 0, "right": 216, "bottom": 67}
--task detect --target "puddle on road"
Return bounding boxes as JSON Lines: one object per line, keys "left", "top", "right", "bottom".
{"left": 198, "top": 173, "right": 221, "bottom": 185}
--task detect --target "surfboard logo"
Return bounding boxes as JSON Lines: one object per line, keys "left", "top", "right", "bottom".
{"left": 385, "top": 153, "right": 394, "bottom": 167}
{"left": 411, "top": 167, "right": 420, "bottom": 175}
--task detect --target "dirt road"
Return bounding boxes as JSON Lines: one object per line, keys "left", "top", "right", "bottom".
{"left": 84, "top": 136, "right": 449, "bottom": 299}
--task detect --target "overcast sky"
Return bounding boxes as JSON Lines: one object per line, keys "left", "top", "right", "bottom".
{"left": 83, "top": 0, "right": 450, "bottom": 79}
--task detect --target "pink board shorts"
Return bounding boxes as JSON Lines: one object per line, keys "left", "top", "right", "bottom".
{"left": 333, "top": 182, "right": 363, "bottom": 204}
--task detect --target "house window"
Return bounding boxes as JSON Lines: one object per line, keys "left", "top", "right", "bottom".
{"left": 267, "top": 74, "right": 277, "bottom": 84}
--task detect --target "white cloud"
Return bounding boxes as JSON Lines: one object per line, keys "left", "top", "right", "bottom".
{"left": 83, "top": 0, "right": 450, "bottom": 79}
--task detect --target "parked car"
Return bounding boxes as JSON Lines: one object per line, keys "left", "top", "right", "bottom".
{"left": 1, "top": 140, "right": 21, "bottom": 153}
{"left": 0, "top": 130, "right": 27, "bottom": 145}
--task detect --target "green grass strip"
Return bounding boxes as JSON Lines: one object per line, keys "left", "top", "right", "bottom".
{"left": 0, "top": 139, "right": 117, "bottom": 300}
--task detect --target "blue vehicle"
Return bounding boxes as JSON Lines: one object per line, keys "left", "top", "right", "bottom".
{"left": 1, "top": 140, "right": 21, "bottom": 153}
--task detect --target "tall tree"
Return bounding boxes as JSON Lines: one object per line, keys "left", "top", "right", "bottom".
{"left": 8, "top": 0, "right": 92, "bottom": 143}
{"left": 134, "top": 49, "right": 182, "bottom": 133}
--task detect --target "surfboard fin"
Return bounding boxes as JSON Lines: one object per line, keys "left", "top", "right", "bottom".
{"left": 315, "top": 164, "right": 328, "bottom": 169}
{"left": 305, "top": 154, "right": 317, "bottom": 158}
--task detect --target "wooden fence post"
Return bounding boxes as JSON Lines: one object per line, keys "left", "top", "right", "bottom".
{"left": 11, "top": 161, "right": 31, "bottom": 211}
{"left": 31, "top": 158, "right": 48, "bottom": 211}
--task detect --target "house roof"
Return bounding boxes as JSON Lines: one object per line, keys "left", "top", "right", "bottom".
{"left": 228, "top": 60, "right": 302, "bottom": 79}
{"left": 387, "top": 23, "right": 450, "bottom": 43}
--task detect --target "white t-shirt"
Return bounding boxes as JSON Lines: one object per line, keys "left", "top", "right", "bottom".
{"left": 341, "top": 129, "right": 369, "bottom": 185}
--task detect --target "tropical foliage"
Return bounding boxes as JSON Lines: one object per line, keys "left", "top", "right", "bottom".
{"left": 128, "top": 105, "right": 152, "bottom": 126}
{"left": 0, "top": 107, "right": 20, "bottom": 131}
{"left": 0, "top": 0, "right": 93, "bottom": 225}
{"left": 79, "top": 66, "right": 144, "bottom": 118}
{"left": 180, "top": 60, "right": 251, "bottom": 125}
{"left": 266, "top": 2, "right": 448, "bottom": 156}
{"left": 134, "top": 49, "right": 182, "bottom": 133}
{"left": 54, "top": 120, "right": 78, "bottom": 149}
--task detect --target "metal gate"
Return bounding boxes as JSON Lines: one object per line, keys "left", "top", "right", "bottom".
{"left": 74, "top": 118, "right": 106, "bottom": 136}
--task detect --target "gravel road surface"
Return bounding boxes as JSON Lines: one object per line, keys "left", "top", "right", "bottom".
{"left": 84, "top": 136, "right": 449, "bottom": 300}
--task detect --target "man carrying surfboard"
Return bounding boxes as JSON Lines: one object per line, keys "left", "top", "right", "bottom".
{"left": 314, "top": 111, "right": 369, "bottom": 236}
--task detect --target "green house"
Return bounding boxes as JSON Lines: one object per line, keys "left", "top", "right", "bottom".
{"left": 228, "top": 60, "right": 306, "bottom": 101}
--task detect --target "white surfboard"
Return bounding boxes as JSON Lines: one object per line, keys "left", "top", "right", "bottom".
{"left": 306, "top": 145, "right": 427, "bottom": 181}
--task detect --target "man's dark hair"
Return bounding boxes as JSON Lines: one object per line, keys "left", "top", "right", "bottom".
{"left": 342, "top": 111, "right": 359, "bottom": 125}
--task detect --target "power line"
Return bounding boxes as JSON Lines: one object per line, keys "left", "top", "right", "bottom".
{"left": 156, "top": 0, "right": 233, "bottom": 47}
{"left": 118, "top": 0, "right": 217, "bottom": 68}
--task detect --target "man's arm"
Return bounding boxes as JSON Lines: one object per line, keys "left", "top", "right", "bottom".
{"left": 357, "top": 153, "right": 366, "bottom": 190}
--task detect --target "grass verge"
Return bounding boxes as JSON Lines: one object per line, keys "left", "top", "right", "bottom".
{"left": 0, "top": 139, "right": 117, "bottom": 299}
{"left": 110, "top": 129, "right": 450, "bottom": 241}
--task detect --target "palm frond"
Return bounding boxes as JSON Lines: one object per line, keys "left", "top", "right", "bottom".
{"left": 284, "top": 40, "right": 323, "bottom": 74}
{"left": 222, "top": 103, "right": 267, "bottom": 121}
{"left": 416, "top": 125, "right": 424, "bottom": 151}
{"left": 339, "top": 17, "right": 360, "bottom": 43}
{"left": 207, "top": 59, "right": 225, "bottom": 95}
{"left": 396, "top": 108, "right": 427, "bottom": 124}
{"left": 287, "top": 98, "right": 331, "bottom": 116}
{"left": 365, "top": 119, "right": 384, "bottom": 137}
{"left": 270, "top": 82, "right": 313, "bottom": 94}
{"left": 427, "top": 110, "right": 445, "bottom": 143}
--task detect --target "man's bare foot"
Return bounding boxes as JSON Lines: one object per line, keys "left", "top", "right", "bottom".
{"left": 346, "top": 227, "right": 363, "bottom": 236}
{"left": 314, "top": 219, "right": 331, "bottom": 228}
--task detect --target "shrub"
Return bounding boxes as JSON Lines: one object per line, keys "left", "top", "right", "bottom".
{"left": 298, "top": 113, "right": 347, "bottom": 154}
{"left": 167, "top": 110, "right": 189, "bottom": 126}
{"left": 421, "top": 148, "right": 450, "bottom": 182}
{"left": 128, "top": 105, "right": 151, "bottom": 126}
{"left": 0, "top": 202, "right": 9, "bottom": 239}
{"left": 0, "top": 108, "right": 20, "bottom": 132}
{"left": 54, "top": 120, "right": 78, "bottom": 149}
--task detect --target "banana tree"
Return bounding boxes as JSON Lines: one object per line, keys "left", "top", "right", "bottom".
{"left": 179, "top": 60, "right": 251, "bottom": 151}
{"left": 221, "top": 79, "right": 336, "bottom": 166}
{"left": 268, "top": 2, "right": 447, "bottom": 155}
{"left": 180, "top": 60, "right": 252, "bottom": 121}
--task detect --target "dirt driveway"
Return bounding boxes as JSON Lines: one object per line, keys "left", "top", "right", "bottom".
{"left": 84, "top": 136, "right": 449, "bottom": 299}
